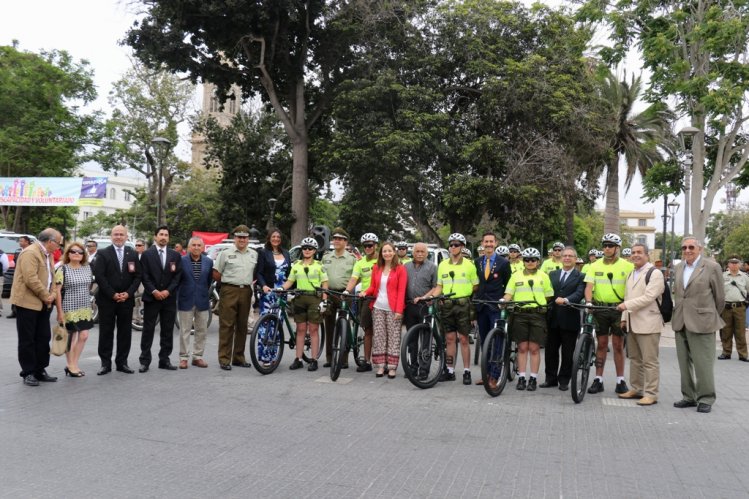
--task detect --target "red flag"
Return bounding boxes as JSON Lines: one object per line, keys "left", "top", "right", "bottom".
{"left": 192, "top": 231, "right": 228, "bottom": 247}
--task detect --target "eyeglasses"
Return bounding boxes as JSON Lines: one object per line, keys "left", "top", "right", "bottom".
{"left": 681, "top": 245, "right": 696, "bottom": 251}
{"left": 509, "top": 250, "right": 520, "bottom": 253}
{"left": 85, "top": 244, "right": 96, "bottom": 248}
{"left": 69, "top": 249, "right": 84, "bottom": 255}
{"left": 302, "top": 246, "right": 316, "bottom": 251}
{"left": 135, "top": 243, "right": 144, "bottom": 247}
{"left": 363, "top": 244, "right": 375, "bottom": 249}
{"left": 523, "top": 258, "right": 539, "bottom": 263}
{"left": 449, "top": 243, "right": 463, "bottom": 248}
{"left": 602, "top": 243, "right": 617, "bottom": 248}
{"left": 553, "top": 248, "right": 562, "bottom": 251}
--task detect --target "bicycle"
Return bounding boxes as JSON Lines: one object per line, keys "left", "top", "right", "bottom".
{"left": 249, "top": 289, "right": 325, "bottom": 374}
{"left": 400, "top": 293, "right": 455, "bottom": 389}
{"left": 473, "top": 299, "right": 535, "bottom": 397}
{"left": 564, "top": 302, "right": 618, "bottom": 403}
{"left": 324, "top": 289, "right": 372, "bottom": 381}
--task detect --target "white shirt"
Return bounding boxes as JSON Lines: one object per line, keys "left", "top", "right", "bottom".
{"left": 374, "top": 273, "right": 391, "bottom": 311}
{"left": 683, "top": 255, "right": 701, "bottom": 289}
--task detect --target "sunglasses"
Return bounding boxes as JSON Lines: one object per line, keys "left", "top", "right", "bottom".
{"left": 602, "top": 243, "right": 617, "bottom": 248}
{"left": 553, "top": 248, "right": 562, "bottom": 251}
{"left": 363, "top": 244, "right": 375, "bottom": 249}
{"left": 69, "top": 249, "right": 84, "bottom": 255}
{"left": 135, "top": 243, "right": 144, "bottom": 247}
{"left": 681, "top": 245, "right": 696, "bottom": 251}
{"left": 302, "top": 246, "right": 316, "bottom": 251}
{"left": 509, "top": 250, "right": 520, "bottom": 253}
{"left": 449, "top": 243, "right": 463, "bottom": 248}
{"left": 523, "top": 258, "right": 539, "bottom": 263}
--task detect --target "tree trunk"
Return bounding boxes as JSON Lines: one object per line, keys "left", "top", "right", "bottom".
{"left": 689, "top": 114, "right": 707, "bottom": 242}
{"left": 409, "top": 209, "right": 443, "bottom": 245}
{"left": 290, "top": 133, "right": 309, "bottom": 244}
{"left": 564, "top": 197, "right": 575, "bottom": 245}
{"left": 603, "top": 156, "right": 620, "bottom": 234}
{"left": 12, "top": 206, "right": 24, "bottom": 233}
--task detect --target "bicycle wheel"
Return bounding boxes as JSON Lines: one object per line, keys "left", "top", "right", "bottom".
{"left": 302, "top": 322, "right": 325, "bottom": 363}
{"left": 473, "top": 324, "right": 481, "bottom": 366}
{"left": 131, "top": 304, "right": 145, "bottom": 331}
{"left": 401, "top": 324, "right": 445, "bottom": 389}
{"left": 507, "top": 340, "right": 518, "bottom": 381}
{"left": 90, "top": 295, "right": 99, "bottom": 324}
{"left": 571, "top": 333, "right": 593, "bottom": 403}
{"left": 330, "top": 318, "right": 348, "bottom": 381}
{"left": 249, "top": 313, "right": 285, "bottom": 374}
{"left": 352, "top": 323, "right": 366, "bottom": 367}
{"left": 480, "top": 327, "right": 510, "bottom": 397}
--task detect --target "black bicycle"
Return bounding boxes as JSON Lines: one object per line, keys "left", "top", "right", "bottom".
{"left": 564, "top": 302, "right": 618, "bottom": 403}
{"left": 324, "top": 289, "right": 372, "bottom": 381}
{"left": 400, "top": 293, "right": 455, "bottom": 389}
{"left": 473, "top": 299, "right": 534, "bottom": 397}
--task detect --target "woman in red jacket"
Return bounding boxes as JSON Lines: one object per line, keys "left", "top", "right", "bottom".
{"left": 362, "top": 242, "right": 407, "bottom": 378}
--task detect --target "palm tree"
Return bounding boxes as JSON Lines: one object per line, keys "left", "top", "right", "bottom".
{"left": 599, "top": 71, "right": 674, "bottom": 234}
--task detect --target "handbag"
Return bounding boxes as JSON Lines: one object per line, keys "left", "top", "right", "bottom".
{"left": 50, "top": 322, "right": 68, "bottom": 356}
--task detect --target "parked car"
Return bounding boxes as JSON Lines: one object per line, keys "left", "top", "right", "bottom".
{"left": 1, "top": 231, "right": 38, "bottom": 298}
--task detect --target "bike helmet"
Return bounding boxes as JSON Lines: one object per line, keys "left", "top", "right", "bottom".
{"left": 448, "top": 233, "right": 467, "bottom": 245}
{"left": 601, "top": 233, "right": 622, "bottom": 246}
{"left": 461, "top": 247, "right": 472, "bottom": 258}
{"left": 496, "top": 245, "right": 509, "bottom": 256}
{"left": 508, "top": 243, "right": 522, "bottom": 252}
{"left": 360, "top": 233, "right": 379, "bottom": 244}
{"left": 396, "top": 241, "right": 408, "bottom": 249}
{"left": 552, "top": 241, "right": 564, "bottom": 250}
{"left": 521, "top": 247, "right": 541, "bottom": 259}
{"left": 588, "top": 248, "right": 598, "bottom": 256}
{"left": 622, "top": 247, "right": 632, "bottom": 257}
{"left": 595, "top": 250, "right": 603, "bottom": 258}
{"left": 300, "top": 237, "right": 318, "bottom": 249}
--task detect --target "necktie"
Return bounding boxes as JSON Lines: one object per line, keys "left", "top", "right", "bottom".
{"left": 159, "top": 248, "right": 165, "bottom": 269}
{"left": 117, "top": 247, "right": 124, "bottom": 269}
{"left": 560, "top": 271, "right": 567, "bottom": 284}
{"left": 484, "top": 257, "right": 491, "bottom": 280}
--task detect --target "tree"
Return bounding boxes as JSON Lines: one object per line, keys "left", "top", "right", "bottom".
{"left": 97, "top": 60, "right": 193, "bottom": 228}
{"left": 580, "top": 0, "right": 749, "bottom": 241}
{"left": 0, "top": 44, "right": 100, "bottom": 232}
{"left": 164, "top": 166, "right": 223, "bottom": 245}
{"left": 724, "top": 222, "right": 749, "bottom": 262}
{"left": 126, "top": 0, "right": 422, "bottom": 242}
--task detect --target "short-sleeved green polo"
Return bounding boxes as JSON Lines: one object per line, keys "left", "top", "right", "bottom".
{"left": 584, "top": 258, "right": 634, "bottom": 303}
{"left": 504, "top": 270, "right": 553, "bottom": 307}
{"left": 437, "top": 258, "right": 478, "bottom": 298}
{"left": 287, "top": 260, "right": 328, "bottom": 291}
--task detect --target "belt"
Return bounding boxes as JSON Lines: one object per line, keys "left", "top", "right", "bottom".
{"left": 222, "top": 283, "right": 251, "bottom": 289}
{"left": 515, "top": 307, "right": 547, "bottom": 314}
{"left": 726, "top": 302, "right": 745, "bottom": 309}
{"left": 594, "top": 301, "right": 620, "bottom": 306}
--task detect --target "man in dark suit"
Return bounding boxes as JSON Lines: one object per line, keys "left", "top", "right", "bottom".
{"left": 94, "top": 225, "right": 142, "bottom": 375}
{"left": 473, "top": 232, "right": 512, "bottom": 385}
{"left": 672, "top": 236, "right": 724, "bottom": 414}
{"left": 139, "top": 225, "right": 183, "bottom": 372}
{"left": 543, "top": 246, "right": 586, "bottom": 390}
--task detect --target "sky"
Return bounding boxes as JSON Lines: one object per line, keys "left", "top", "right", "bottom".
{"left": 2, "top": 0, "right": 743, "bottom": 236}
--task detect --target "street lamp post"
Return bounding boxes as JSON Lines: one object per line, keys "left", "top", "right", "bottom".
{"left": 662, "top": 195, "right": 669, "bottom": 264}
{"left": 668, "top": 199, "right": 680, "bottom": 266}
{"left": 150, "top": 137, "right": 171, "bottom": 227}
{"left": 267, "top": 198, "right": 277, "bottom": 232}
{"left": 677, "top": 126, "right": 700, "bottom": 236}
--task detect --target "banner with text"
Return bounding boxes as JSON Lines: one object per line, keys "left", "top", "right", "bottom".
{"left": 0, "top": 177, "right": 108, "bottom": 206}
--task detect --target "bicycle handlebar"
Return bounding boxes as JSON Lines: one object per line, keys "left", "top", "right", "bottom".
{"left": 471, "top": 299, "right": 537, "bottom": 307}
{"left": 408, "top": 292, "right": 456, "bottom": 304}
{"left": 563, "top": 302, "right": 619, "bottom": 311}
{"left": 321, "top": 288, "right": 375, "bottom": 301}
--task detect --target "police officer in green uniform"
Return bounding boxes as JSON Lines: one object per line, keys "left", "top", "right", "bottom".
{"left": 396, "top": 242, "right": 411, "bottom": 265}
{"left": 321, "top": 227, "right": 356, "bottom": 368}
{"left": 508, "top": 244, "right": 524, "bottom": 275}
{"left": 344, "top": 233, "right": 379, "bottom": 372}
{"left": 503, "top": 247, "right": 553, "bottom": 391}
{"left": 281, "top": 237, "right": 329, "bottom": 372}
{"left": 584, "top": 233, "right": 634, "bottom": 394}
{"left": 540, "top": 241, "right": 564, "bottom": 274}
{"left": 419, "top": 233, "right": 478, "bottom": 385}
{"left": 213, "top": 225, "right": 258, "bottom": 371}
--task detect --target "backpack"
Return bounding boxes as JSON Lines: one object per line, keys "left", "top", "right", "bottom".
{"left": 645, "top": 267, "right": 673, "bottom": 323}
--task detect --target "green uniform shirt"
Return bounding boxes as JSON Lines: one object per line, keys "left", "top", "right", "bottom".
{"left": 584, "top": 258, "right": 634, "bottom": 303}
{"left": 437, "top": 257, "right": 478, "bottom": 298}
{"left": 540, "top": 258, "right": 563, "bottom": 275}
{"left": 400, "top": 257, "right": 412, "bottom": 265}
{"left": 505, "top": 270, "right": 553, "bottom": 308}
{"left": 581, "top": 263, "right": 591, "bottom": 276}
{"left": 351, "top": 256, "right": 377, "bottom": 290}
{"left": 214, "top": 245, "right": 257, "bottom": 285}
{"left": 287, "top": 260, "right": 328, "bottom": 291}
{"left": 510, "top": 260, "right": 524, "bottom": 275}
{"left": 321, "top": 250, "right": 356, "bottom": 290}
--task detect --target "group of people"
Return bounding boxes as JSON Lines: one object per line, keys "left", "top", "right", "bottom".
{"left": 11, "top": 223, "right": 729, "bottom": 414}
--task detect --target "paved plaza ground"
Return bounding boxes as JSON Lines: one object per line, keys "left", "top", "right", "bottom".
{"left": 2, "top": 306, "right": 748, "bottom": 498}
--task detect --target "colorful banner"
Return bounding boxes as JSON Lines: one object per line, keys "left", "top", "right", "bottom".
{"left": 0, "top": 177, "right": 107, "bottom": 206}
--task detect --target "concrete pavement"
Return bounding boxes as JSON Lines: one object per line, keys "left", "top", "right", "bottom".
{"left": 1, "top": 308, "right": 748, "bottom": 498}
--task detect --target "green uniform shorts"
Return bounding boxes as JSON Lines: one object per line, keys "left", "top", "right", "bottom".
{"left": 440, "top": 299, "right": 472, "bottom": 335}
{"left": 509, "top": 310, "right": 547, "bottom": 345}
{"left": 592, "top": 307, "right": 624, "bottom": 337}
{"left": 293, "top": 294, "right": 322, "bottom": 324}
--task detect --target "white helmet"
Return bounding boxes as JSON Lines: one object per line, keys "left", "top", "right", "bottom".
{"left": 300, "top": 237, "right": 318, "bottom": 249}
{"left": 596, "top": 250, "right": 604, "bottom": 258}
{"left": 508, "top": 243, "right": 522, "bottom": 252}
{"left": 448, "top": 233, "right": 467, "bottom": 245}
{"left": 521, "top": 247, "right": 541, "bottom": 259}
{"left": 622, "top": 248, "right": 632, "bottom": 256}
{"left": 396, "top": 241, "right": 408, "bottom": 249}
{"left": 496, "top": 245, "right": 509, "bottom": 256}
{"left": 588, "top": 248, "right": 598, "bottom": 256}
{"left": 552, "top": 241, "right": 564, "bottom": 250}
{"left": 461, "top": 247, "right": 472, "bottom": 257}
{"left": 601, "top": 233, "right": 622, "bottom": 246}
{"left": 360, "top": 233, "right": 378, "bottom": 244}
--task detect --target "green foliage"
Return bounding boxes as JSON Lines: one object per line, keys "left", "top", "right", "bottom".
{"left": 164, "top": 166, "right": 223, "bottom": 245}
{"left": 572, "top": 215, "right": 595, "bottom": 257}
{"left": 77, "top": 211, "right": 119, "bottom": 239}
{"left": 705, "top": 211, "right": 749, "bottom": 254}
{"left": 724, "top": 224, "right": 749, "bottom": 262}
{"left": 641, "top": 159, "right": 684, "bottom": 202}
{"left": 309, "top": 198, "right": 341, "bottom": 232}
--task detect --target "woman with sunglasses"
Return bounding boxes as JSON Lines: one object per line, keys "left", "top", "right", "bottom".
{"left": 54, "top": 242, "right": 94, "bottom": 377}
{"left": 361, "top": 241, "right": 407, "bottom": 378}
{"left": 279, "top": 237, "right": 328, "bottom": 371}
{"left": 503, "top": 247, "right": 553, "bottom": 391}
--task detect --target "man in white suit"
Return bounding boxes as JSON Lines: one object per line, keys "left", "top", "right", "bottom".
{"left": 616, "top": 244, "right": 664, "bottom": 406}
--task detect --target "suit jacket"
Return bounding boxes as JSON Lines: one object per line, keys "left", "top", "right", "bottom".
{"left": 473, "top": 254, "right": 512, "bottom": 301}
{"left": 672, "top": 256, "right": 725, "bottom": 333}
{"left": 94, "top": 244, "right": 142, "bottom": 303}
{"left": 622, "top": 262, "right": 664, "bottom": 334}
{"left": 141, "top": 246, "right": 183, "bottom": 304}
{"left": 547, "top": 268, "right": 585, "bottom": 330}
{"left": 10, "top": 242, "right": 55, "bottom": 311}
{"left": 255, "top": 247, "right": 291, "bottom": 288}
{"left": 177, "top": 254, "right": 213, "bottom": 311}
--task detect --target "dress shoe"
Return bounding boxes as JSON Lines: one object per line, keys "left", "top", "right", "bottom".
{"left": 64, "top": 367, "right": 84, "bottom": 378}
{"left": 740, "top": 357, "right": 749, "bottom": 362}
{"left": 697, "top": 403, "right": 712, "bottom": 413}
{"left": 23, "top": 374, "right": 39, "bottom": 386}
{"left": 341, "top": 364, "right": 349, "bottom": 369}
{"left": 36, "top": 370, "right": 57, "bottom": 382}
{"left": 7, "top": 313, "right": 16, "bottom": 319}
{"left": 219, "top": 364, "right": 232, "bottom": 371}
{"left": 487, "top": 378, "right": 498, "bottom": 391}
{"left": 231, "top": 361, "right": 252, "bottom": 368}
{"left": 138, "top": 364, "right": 149, "bottom": 373}
{"left": 539, "top": 380, "right": 558, "bottom": 388}
{"left": 376, "top": 370, "right": 384, "bottom": 378}
{"left": 588, "top": 379, "right": 604, "bottom": 394}
{"left": 718, "top": 353, "right": 731, "bottom": 360}
{"left": 618, "top": 389, "right": 642, "bottom": 399}
{"left": 475, "top": 378, "right": 484, "bottom": 385}
{"left": 356, "top": 362, "right": 372, "bottom": 372}
{"left": 637, "top": 396, "right": 657, "bottom": 406}
{"left": 116, "top": 365, "right": 134, "bottom": 374}
{"left": 192, "top": 358, "right": 208, "bottom": 368}
{"left": 97, "top": 365, "right": 112, "bottom": 375}
{"left": 158, "top": 362, "right": 178, "bottom": 371}
{"left": 558, "top": 383, "right": 569, "bottom": 391}
{"left": 179, "top": 360, "right": 188, "bottom": 369}
{"left": 673, "top": 399, "right": 697, "bottom": 408}
{"left": 387, "top": 370, "right": 396, "bottom": 379}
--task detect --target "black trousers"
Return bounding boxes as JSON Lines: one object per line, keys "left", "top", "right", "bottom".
{"left": 16, "top": 305, "right": 52, "bottom": 377}
{"left": 404, "top": 302, "right": 429, "bottom": 331}
{"left": 140, "top": 299, "right": 177, "bottom": 366}
{"left": 545, "top": 326, "right": 578, "bottom": 384}
{"left": 98, "top": 298, "right": 134, "bottom": 368}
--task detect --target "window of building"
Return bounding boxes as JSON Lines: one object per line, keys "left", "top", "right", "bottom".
{"left": 637, "top": 235, "right": 647, "bottom": 245}
{"left": 620, "top": 218, "right": 628, "bottom": 226}
{"left": 83, "top": 211, "right": 91, "bottom": 220}
{"left": 124, "top": 191, "right": 131, "bottom": 202}
{"left": 638, "top": 219, "right": 647, "bottom": 227}
{"left": 109, "top": 188, "right": 116, "bottom": 200}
